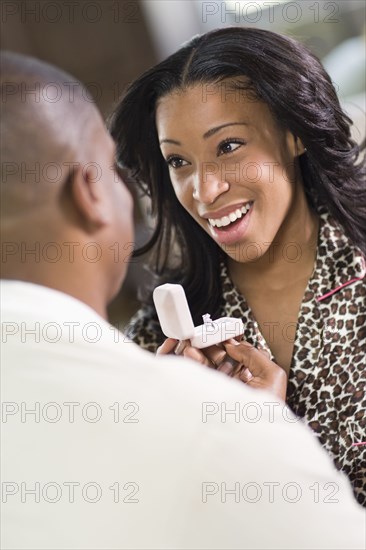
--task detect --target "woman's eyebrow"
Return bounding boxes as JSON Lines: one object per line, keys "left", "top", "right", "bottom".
{"left": 159, "top": 121, "right": 250, "bottom": 146}
{"left": 203, "top": 121, "right": 249, "bottom": 139}
{"left": 159, "top": 138, "right": 181, "bottom": 145}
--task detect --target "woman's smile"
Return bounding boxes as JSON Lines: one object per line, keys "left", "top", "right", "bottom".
{"left": 203, "top": 200, "right": 255, "bottom": 245}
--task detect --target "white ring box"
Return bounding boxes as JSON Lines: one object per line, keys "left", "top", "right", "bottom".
{"left": 153, "top": 283, "right": 245, "bottom": 349}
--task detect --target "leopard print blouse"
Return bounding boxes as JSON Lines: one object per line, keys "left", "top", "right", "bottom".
{"left": 126, "top": 208, "right": 366, "bottom": 506}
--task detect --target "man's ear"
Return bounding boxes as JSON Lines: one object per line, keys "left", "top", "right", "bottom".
{"left": 69, "top": 164, "right": 110, "bottom": 229}
{"left": 286, "top": 132, "right": 306, "bottom": 157}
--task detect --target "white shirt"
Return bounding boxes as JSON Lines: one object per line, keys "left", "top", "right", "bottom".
{"left": 1, "top": 280, "right": 365, "bottom": 549}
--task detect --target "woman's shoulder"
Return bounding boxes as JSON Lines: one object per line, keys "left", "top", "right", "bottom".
{"left": 125, "top": 304, "right": 165, "bottom": 353}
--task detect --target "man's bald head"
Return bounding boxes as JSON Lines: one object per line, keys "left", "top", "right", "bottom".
{"left": 1, "top": 51, "right": 101, "bottom": 213}
{"left": 0, "top": 52, "right": 133, "bottom": 314}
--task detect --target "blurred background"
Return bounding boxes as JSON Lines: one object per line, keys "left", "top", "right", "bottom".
{"left": 1, "top": 0, "right": 365, "bottom": 328}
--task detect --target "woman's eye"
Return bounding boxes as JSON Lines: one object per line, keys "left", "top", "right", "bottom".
{"left": 218, "top": 140, "right": 244, "bottom": 156}
{"left": 166, "top": 156, "right": 189, "bottom": 169}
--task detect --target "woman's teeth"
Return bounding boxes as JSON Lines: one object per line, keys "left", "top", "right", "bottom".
{"left": 208, "top": 202, "right": 253, "bottom": 228}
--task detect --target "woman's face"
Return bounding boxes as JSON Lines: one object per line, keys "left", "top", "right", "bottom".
{"left": 156, "top": 82, "right": 304, "bottom": 262}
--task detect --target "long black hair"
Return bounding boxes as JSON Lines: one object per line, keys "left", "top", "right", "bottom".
{"left": 109, "top": 27, "right": 365, "bottom": 325}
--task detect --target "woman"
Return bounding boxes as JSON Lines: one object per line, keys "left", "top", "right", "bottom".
{"left": 109, "top": 27, "right": 366, "bottom": 505}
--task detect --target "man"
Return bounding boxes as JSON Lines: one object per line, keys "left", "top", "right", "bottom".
{"left": 0, "top": 51, "right": 364, "bottom": 549}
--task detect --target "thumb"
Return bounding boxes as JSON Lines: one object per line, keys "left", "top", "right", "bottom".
{"left": 224, "top": 340, "right": 267, "bottom": 375}
{"left": 257, "top": 346, "right": 271, "bottom": 359}
{"left": 223, "top": 339, "right": 253, "bottom": 361}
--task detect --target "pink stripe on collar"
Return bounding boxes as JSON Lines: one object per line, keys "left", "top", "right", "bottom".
{"left": 317, "top": 257, "right": 366, "bottom": 302}
{"left": 317, "top": 276, "right": 364, "bottom": 302}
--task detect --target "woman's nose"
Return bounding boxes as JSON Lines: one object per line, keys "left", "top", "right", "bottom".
{"left": 192, "top": 162, "right": 229, "bottom": 204}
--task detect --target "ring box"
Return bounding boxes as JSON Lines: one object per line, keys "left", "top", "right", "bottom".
{"left": 153, "top": 283, "right": 244, "bottom": 349}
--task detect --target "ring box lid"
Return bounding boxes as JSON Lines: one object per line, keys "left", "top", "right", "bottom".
{"left": 153, "top": 283, "right": 195, "bottom": 340}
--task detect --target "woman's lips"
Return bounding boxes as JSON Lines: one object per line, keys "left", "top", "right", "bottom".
{"left": 208, "top": 202, "right": 254, "bottom": 245}
{"left": 201, "top": 200, "right": 252, "bottom": 221}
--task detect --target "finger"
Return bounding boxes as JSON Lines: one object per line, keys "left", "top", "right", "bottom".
{"left": 203, "top": 345, "right": 227, "bottom": 368}
{"left": 224, "top": 341, "right": 267, "bottom": 376}
{"left": 236, "top": 367, "right": 253, "bottom": 383}
{"left": 233, "top": 335, "right": 244, "bottom": 343}
{"left": 225, "top": 338, "right": 253, "bottom": 348}
{"left": 216, "top": 354, "right": 239, "bottom": 376}
{"left": 174, "top": 340, "right": 189, "bottom": 355}
{"left": 257, "top": 347, "right": 271, "bottom": 359}
{"left": 224, "top": 340, "right": 255, "bottom": 361}
{"left": 183, "top": 345, "right": 212, "bottom": 367}
{"left": 156, "top": 338, "right": 178, "bottom": 355}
